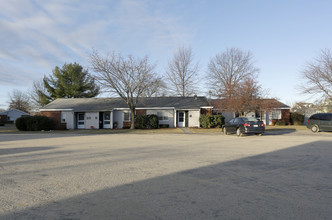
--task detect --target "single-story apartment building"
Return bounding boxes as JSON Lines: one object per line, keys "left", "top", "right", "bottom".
{"left": 0, "top": 108, "right": 31, "bottom": 123}
{"left": 210, "top": 99, "right": 291, "bottom": 125}
{"left": 40, "top": 97, "right": 212, "bottom": 129}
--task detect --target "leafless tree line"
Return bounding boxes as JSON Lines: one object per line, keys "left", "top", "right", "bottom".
{"left": 301, "top": 49, "right": 332, "bottom": 100}
{"left": 7, "top": 46, "right": 331, "bottom": 127}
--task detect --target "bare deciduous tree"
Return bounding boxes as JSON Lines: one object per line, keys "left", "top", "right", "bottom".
{"left": 165, "top": 46, "right": 199, "bottom": 96}
{"left": 301, "top": 49, "right": 332, "bottom": 99}
{"left": 207, "top": 48, "right": 259, "bottom": 99}
{"left": 142, "top": 79, "right": 166, "bottom": 97}
{"left": 8, "top": 89, "right": 31, "bottom": 112}
{"left": 90, "top": 50, "right": 162, "bottom": 129}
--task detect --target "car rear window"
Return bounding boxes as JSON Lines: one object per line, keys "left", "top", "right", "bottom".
{"left": 310, "top": 114, "right": 320, "bottom": 120}
{"left": 242, "top": 117, "right": 258, "bottom": 122}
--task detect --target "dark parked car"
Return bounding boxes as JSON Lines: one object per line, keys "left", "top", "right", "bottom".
{"left": 222, "top": 117, "right": 265, "bottom": 136}
{"left": 306, "top": 113, "right": 332, "bottom": 133}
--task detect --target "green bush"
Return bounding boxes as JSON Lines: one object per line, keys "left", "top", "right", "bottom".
{"left": 134, "top": 114, "right": 159, "bottom": 129}
{"left": 15, "top": 116, "right": 55, "bottom": 131}
{"left": 15, "top": 117, "right": 27, "bottom": 131}
{"left": 275, "top": 121, "right": 286, "bottom": 126}
{"left": 147, "top": 114, "right": 159, "bottom": 129}
{"left": 291, "top": 112, "right": 304, "bottom": 125}
{"left": 134, "top": 115, "right": 146, "bottom": 129}
{"left": 159, "top": 124, "right": 169, "bottom": 128}
{"left": 199, "top": 115, "right": 210, "bottom": 128}
{"left": 200, "top": 115, "right": 225, "bottom": 128}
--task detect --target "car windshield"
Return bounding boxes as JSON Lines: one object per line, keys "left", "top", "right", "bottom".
{"left": 242, "top": 117, "right": 259, "bottom": 122}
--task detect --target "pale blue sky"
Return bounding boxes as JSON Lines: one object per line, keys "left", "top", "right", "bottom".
{"left": 1, "top": 0, "right": 331, "bottom": 109}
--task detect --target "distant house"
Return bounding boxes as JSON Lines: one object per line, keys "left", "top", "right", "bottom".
{"left": 40, "top": 97, "right": 212, "bottom": 129}
{"left": 293, "top": 99, "right": 332, "bottom": 125}
{"left": 0, "top": 108, "right": 31, "bottom": 123}
{"left": 210, "top": 99, "right": 291, "bottom": 125}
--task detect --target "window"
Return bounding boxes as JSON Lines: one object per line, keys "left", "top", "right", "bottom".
{"left": 124, "top": 111, "right": 131, "bottom": 121}
{"left": 271, "top": 110, "right": 281, "bottom": 119}
{"left": 243, "top": 117, "right": 258, "bottom": 122}
{"left": 157, "top": 111, "right": 169, "bottom": 121}
{"left": 178, "top": 112, "right": 184, "bottom": 122}
{"left": 104, "top": 112, "right": 110, "bottom": 120}
{"left": 234, "top": 118, "right": 242, "bottom": 123}
{"left": 61, "top": 112, "right": 66, "bottom": 123}
{"left": 104, "top": 112, "right": 111, "bottom": 124}
{"left": 78, "top": 114, "right": 84, "bottom": 120}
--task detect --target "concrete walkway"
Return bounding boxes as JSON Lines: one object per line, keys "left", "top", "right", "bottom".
{"left": 179, "top": 127, "right": 193, "bottom": 134}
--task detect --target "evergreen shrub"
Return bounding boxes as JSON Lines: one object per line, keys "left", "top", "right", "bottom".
{"left": 134, "top": 114, "right": 159, "bottom": 129}
{"left": 15, "top": 116, "right": 55, "bottom": 131}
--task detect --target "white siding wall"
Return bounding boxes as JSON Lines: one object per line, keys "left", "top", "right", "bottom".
{"left": 188, "top": 110, "right": 200, "bottom": 127}
{"left": 85, "top": 112, "right": 99, "bottom": 129}
{"left": 146, "top": 109, "right": 175, "bottom": 128}
{"left": 62, "top": 111, "right": 74, "bottom": 129}
{"left": 113, "top": 110, "right": 124, "bottom": 129}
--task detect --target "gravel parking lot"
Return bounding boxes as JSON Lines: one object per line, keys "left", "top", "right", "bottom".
{"left": 0, "top": 130, "right": 331, "bottom": 219}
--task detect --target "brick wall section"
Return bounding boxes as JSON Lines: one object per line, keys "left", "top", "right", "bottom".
{"left": 282, "top": 109, "right": 291, "bottom": 124}
{"left": 40, "top": 111, "right": 66, "bottom": 130}
{"left": 272, "top": 109, "right": 291, "bottom": 125}
{"left": 136, "top": 109, "right": 146, "bottom": 115}
{"left": 123, "top": 121, "right": 131, "bottom": 128}
{"left": 200, "top": 108, "right": 212, "bottom": 116}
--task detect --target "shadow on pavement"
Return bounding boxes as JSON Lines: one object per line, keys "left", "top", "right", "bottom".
{"left": 264, "top": 128, "right": 297, "bottom": 135}
{"left": 1, "top": 141, "right": 332, "bottom": 219}
{"left": 0, "top": 147, "right": 55, "bottom": 156}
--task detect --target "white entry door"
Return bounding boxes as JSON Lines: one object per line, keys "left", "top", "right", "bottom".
{"left": 77, "top": 113, "right": 85, "bottom": 129}
{"left": 104, "top": 112, "right": 111, "bottom": 129}
{"left": 178, "top": 111, "right": 185, "bottom": 127}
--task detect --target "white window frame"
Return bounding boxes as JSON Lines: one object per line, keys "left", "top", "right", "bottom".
{"left": 61, "top": 112, "right": 66, "bottom": 123}
{"left": 124, "top": 111, "right": 131, "bottom": 122}
{"left": 157, "top": 111, "right": 169, "bottom": 121}
{"left": 104, "top": 112, "right": 111, "bottom": 125}
{"left": 271, "top": 110, "right": 282, "bottom": 120}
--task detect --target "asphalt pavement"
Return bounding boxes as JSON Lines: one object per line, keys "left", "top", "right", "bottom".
{"left": 0, "top": 131, "right": 331, "bottom": 219}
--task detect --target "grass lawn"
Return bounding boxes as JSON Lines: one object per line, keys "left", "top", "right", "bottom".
{"left": 265, "top": 125, "right": 307, "bottom": 131}
{"left": 0, "top": 124, "right": 18, "bottom": 133}
{"left": 189, "top": 127, "right": 222, "bottom": 133}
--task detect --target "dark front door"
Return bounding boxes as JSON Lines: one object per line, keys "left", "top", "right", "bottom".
{"left": 99, "top": 112, "right": 104, "bottom": 129}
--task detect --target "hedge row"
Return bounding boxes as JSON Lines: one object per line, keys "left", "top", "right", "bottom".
{"left": 16, "top": 116, "right": 55, "bottom": 131}
{"left": 134, "top": 114, "right": 159, "bottom": 129}
{"left": 290, "top": 112, "right": 305, "bottom": 125}
{"left": 199, "top": 115, "right": 225, "bottom": 128}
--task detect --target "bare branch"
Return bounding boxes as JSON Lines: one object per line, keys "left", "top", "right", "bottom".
{"left": 89, "top": 50, "right": 161, "bottom": 129}
{"left": 300, "top": 49, "right": 332, "bottom": 100}
{"left": 8, "top": 89, "right": 31, "bottom": 112}
{"left": 207, "top": 48, "right": 259, "bottom": 99}
{"left": 165, "top": 46, "right": 200, "bottom": 96}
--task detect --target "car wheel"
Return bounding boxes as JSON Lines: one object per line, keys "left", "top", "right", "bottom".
{"left": 311, "top": 124, "right": 319, "bottom": 133}
{"left": 236, "top": 128, "right": 243, "bottom": 137}
{"left": 223, "top": 127, "right": 228, "bottom": 135}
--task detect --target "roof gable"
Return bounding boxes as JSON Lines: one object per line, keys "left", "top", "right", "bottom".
{"left": 0, "top": 108, "right": 30, "bottom": 115}
{"left": 210, "top": 99, "right": 290, "bottom": 110}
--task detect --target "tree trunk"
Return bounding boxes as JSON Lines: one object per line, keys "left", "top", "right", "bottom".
{"left": 130, "top": 107, "right": 135, "bottom": 129}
